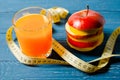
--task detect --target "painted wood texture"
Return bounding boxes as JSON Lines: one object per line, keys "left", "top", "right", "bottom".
{"left": 0, "top": 0, "right": 120, "bottom": 80}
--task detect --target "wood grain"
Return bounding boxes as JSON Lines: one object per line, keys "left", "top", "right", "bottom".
{"left": 0, "top": 0, "right": 120, "bottom": 80}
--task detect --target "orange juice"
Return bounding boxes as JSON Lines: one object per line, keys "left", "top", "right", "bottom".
{"left": 14, "top": 14, "right": 52, "bottom": 58}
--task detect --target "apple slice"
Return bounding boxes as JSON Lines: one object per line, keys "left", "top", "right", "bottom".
{"left": 67, "top": 32, "right": 104, "bottom": 42}
{"left": 67, "top": 35, "right": 98, "bottom": 48}
{"left": 65, "top": 23, "right": 102, "bottom": 36}
{"left": 65, "top": 23, "right": 103, "bottom": 39}
{"left": 67, "top": 32, "right": 104, "bottom": 51}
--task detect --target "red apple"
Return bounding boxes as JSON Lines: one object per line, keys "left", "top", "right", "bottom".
{"left": 67, "top": 9, "right": 105, "bottom": 31}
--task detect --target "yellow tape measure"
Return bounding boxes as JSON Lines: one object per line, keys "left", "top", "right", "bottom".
{"left": 6, "top": 7, "right": 120, "bottom": 73}
{"left": 40, "top": 7, "right": 69, "bottom": 23}
{"left": 6, "top": 26, "right": 120, "bottom": 73}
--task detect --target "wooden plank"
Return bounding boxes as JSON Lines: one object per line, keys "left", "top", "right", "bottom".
{"left": 0, "top": 0, "right": 120, "bottom": 12}
{"left": 0, "top": 11, "right": 120, "bottom": 33}
{"left": 1, "top": 28, "right": 120, "bottom": 79}
{"left": 0, "top": 0, "right": 120, "bottom": 80}
{"left": 0, "top": 61, "right": 120, "bottom": 80}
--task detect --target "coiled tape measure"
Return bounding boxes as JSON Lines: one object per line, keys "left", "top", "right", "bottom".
{"left": 6, "top": 7, "right": 120, "bottom": 73}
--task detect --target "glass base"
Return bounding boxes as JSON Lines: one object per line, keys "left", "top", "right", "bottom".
{"left": 21, "top": 47, "right": 52, "bottom": 58}
{"left": 46, "top": 47, "right": 52, "bottom": 57}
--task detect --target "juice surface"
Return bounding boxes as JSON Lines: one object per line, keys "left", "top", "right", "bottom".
{"left": 15, "top": 14, "right": 52, "bottom": 58}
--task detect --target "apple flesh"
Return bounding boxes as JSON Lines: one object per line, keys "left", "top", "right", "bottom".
{"left": 67, "top": 32, "right": 104, "bottom": 42}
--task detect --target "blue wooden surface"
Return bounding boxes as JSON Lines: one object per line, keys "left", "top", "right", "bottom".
{"left": 0, "top": 0, "right": 120, "bottom": 80}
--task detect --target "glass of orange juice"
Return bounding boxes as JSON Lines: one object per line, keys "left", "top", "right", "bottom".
{"left": 12, "top": 7, "right": 52, "bottom": 58}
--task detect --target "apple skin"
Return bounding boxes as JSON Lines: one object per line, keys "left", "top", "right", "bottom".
{"left": 68, "top": 9, "right": 105, "bottom": 31}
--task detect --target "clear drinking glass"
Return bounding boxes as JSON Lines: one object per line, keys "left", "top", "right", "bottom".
{"left": 12, "top": 7, "right": 52, "bottom": 58}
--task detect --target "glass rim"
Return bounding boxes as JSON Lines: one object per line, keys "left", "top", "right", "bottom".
{"left": 12, "top": 6, "right": 52, "bottom": 31}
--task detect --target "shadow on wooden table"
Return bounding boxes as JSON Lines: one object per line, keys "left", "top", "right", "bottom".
{"left": 49, "top": 31, "right": 120, "bottom": 75}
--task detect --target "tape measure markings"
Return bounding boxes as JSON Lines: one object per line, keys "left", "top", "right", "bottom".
{"left": 88, "top": 54, "right": 120, "bottom": 63}
{"left": 6, "top": 7, "right": 120, "bottom": 73}
{"left": 6, "top": 26, "right": 120, "bottom": 73}
{"left": 40, "top": 7, "right": 69, "bottom": 23}
{"left": 6, "top": 27, "right": 69, "bottom": 65}
{"left": 97, "top": 27, "right": 120, "bottom": 68}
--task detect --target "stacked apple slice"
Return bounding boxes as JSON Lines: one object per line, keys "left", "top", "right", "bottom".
{"left": 65, "top": 9, "right": 105, "bottom": 51}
